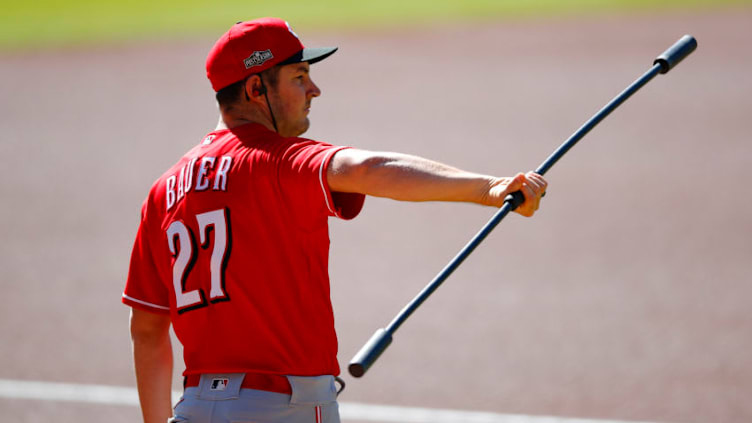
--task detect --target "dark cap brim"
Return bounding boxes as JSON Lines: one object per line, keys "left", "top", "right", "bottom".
{"left": 279, "top": 47, "right": 338, "bottom": 66}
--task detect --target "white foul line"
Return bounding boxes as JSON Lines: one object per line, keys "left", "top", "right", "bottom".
{"left": 0, "top": 378, "right": 663, "bottom": 423}
{"left": 0, "top": 379, "right": 140, "bottom": 406}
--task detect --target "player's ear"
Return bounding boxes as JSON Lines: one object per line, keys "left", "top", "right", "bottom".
{"left": 244, "top": 75, "right": 266, "bottom": 101}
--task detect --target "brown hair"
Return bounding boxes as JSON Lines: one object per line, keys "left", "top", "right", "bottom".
{"left": 215, "top": 66, "right": 281, "bottom": 109}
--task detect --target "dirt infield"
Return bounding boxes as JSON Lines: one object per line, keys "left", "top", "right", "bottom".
{"left": 1, "top": 7, "right": 751, "bottom": 423}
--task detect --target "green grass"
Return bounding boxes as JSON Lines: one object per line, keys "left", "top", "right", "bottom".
{"left": 1, "top": 0, "right": 749, "bottom": 50}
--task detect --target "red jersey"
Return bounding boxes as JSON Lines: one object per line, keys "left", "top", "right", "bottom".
{"left": 122, "top": 123, "right": 365, "bottom": 377}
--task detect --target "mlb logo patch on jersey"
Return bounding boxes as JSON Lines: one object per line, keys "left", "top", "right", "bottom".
{"left": 210, "top": 378, "right": 230, "bottom": 391}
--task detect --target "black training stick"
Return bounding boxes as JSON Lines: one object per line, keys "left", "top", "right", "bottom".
{"left": 348, "top": 35, "right": 697, "bottom": 378}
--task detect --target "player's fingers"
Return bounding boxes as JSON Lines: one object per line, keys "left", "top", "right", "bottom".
{"left": 525, "top": 184, "right": 540, "bottom": 211}
{"left": 506, "top": 172, "right": 525, "bottom": 192}
{"left": 527, "top": 172, "right": 546, "bottom": 188}
{"left": 499, "top": 173, "right": 525, "bottom": 202}
{"left": 525, "top": 171, "right": 548, "bottom": 196}
{"left": 517, "top": 183, "right": 538, "bottom": 217}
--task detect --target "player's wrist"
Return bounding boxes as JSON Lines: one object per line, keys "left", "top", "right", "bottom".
{"left": 477, "top": 176, "right": 503, "bottom": 207}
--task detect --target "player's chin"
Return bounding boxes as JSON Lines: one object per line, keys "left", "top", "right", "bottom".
{"left": 299, "top": 118, "right": 311, "bottom": 133}
{"left": 290, "top": 119, "right": 311, "bottom": 137}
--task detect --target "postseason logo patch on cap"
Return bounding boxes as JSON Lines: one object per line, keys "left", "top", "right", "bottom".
{"left": 244, "top": 49, "right": 274, "bottom": 69}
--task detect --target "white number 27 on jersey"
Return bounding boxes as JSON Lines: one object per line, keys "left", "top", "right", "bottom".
{"left": 166, "top": 208, "right": 231, "bottom": 314}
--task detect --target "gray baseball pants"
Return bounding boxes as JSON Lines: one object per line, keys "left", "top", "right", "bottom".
{"left": 169, "top": 374, "right": 340, "bottom": 423}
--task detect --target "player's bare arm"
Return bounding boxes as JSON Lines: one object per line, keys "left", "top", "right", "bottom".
{"left": 130, "top": 308, "right": 174, "bottom": 423}
{"left": 327, "top": 148, "right": 547, "bottom": 216}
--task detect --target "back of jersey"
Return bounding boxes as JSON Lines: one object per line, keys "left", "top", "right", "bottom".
{"left": 123, "top": 123, "right": 365, "bottom": 377}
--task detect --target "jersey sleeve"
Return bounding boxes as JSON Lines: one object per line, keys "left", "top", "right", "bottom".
{"left": 278, "top": 141, "right": 365, "bottom": 220}
{"left": 122, "top": 200, "right": 171, "bottom": 314}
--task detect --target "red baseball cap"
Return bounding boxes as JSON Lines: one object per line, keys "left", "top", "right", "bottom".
{"left": 206, "top": 18, "right": 338, "bottom": 92}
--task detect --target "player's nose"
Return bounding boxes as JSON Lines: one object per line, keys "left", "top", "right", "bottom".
{"left": 308, "top": 80, "right": 321, "bottom": 98}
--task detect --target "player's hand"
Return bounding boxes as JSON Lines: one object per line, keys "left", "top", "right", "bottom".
{"left": 516, "top": 171, "right": 547, "bottom": 217}
{"left": 488, "top": 172, "right": 548, "bottom": 217}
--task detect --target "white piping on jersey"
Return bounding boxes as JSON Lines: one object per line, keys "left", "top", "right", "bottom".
{"left": 122, "top": 294, "right": 170, "bottom": 311}
{"left": 319, "top": 148, "right": 339, "bottom": 216}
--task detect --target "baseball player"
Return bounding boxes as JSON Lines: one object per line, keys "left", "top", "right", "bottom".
{"left": 123, "top": 17, "right": 547, "bottom": 423}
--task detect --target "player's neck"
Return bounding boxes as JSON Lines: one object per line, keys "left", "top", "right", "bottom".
{"left": 216, "top": 113, "right": 276, "bottom": 132}
{"left": 216, "top": 93, "right": 281, "bottom": 132}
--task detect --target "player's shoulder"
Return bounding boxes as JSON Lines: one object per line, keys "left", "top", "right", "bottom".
{"left": 242, "top": 129, "right": 338, "bottom": 164}
{"left": 141, "top": 135, "right": 215, "bottom": 199}
{"left": 240, "top": 124, "right": 332, "bottom": 150}
{"left": 282, "top": 136, "right": 334, "bottom": 151}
